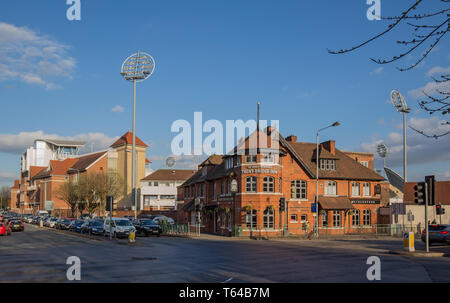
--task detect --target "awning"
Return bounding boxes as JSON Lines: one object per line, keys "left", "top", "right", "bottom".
{"left": 318, "top": 197, "right": 355, "bottom": 210}
{"left": 181, "top": 199, "right": 196, "bottom": 212}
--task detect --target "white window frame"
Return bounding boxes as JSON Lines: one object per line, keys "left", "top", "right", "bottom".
{"left": 246, "top": 176, "right": 257, "bottom": 192}
{"left": 363, "top": 183, "right": 370, "bottom": 197}
{"left": 325, "top": 181, "right": 337, "bottom": 196}
{"left": 352, "top": 182, "right": 360, "bottom": 196}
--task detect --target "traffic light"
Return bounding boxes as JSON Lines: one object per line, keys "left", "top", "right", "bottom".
{"left": 106, "top": 196, "right": 114, "bottom": 211}
{"left": 425, "top": 175, "right": 435, "bottom": 205}
{"left": 279, "top": 197, "right": 286, "bottom": 212}
{"left": 436, "top": 204, "right": 445, "bottom": 215}
{"left": 414, "top": 182, "right": 426, "bottom": 204}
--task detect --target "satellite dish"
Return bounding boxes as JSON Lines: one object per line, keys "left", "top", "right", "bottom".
{"left": 390, "top": 90, "right": 410, "bottom": 113}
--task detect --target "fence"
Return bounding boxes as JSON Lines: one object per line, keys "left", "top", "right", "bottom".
{"left": 161, "top": 223, "right": 202, "bottom": 237}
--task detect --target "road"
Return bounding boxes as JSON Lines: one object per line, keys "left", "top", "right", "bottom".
{"left": 0, "top": 223, "right": 449, "bottom": 283}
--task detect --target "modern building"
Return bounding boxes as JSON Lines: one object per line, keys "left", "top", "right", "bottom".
{"left": 140, "top": 169, "right": 196, "bottom": 211}
{"left": 21, "top": 139, "right": 85, "bottom": 173}
{"left": 177, "top": 128, "right": 387, "bottom": 236}
{"left": 10, "top": 131, "right": 150, "bottom": 215}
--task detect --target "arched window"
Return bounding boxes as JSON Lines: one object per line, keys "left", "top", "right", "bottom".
{"left": 263, "top": 208, "right": 274, "bottom": 229}
{"left": 363, "top": 209, "right": 371, "bottom": 226}
{"left": 291, "top": 180, "right": 307, "bottom": 199}
{"left": 263, "top": 177, "right": 274, "bottom": 193}
{"left": 245, "top": 210, "right": 257, "bottom": 229}
{"left": 246, "top": 177, "right": 257, "bottom": 192}
{"left": 352, "top": 209, "right": 360, "bottom": 226}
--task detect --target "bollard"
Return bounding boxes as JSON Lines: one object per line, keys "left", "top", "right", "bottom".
{"left": 129, "top": 231, "right": 136, "bottom": 243}
{"left": 403, "top": 232, "right": 415, "bottom": 252}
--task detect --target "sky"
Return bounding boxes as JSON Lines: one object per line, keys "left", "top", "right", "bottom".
{"left": 0, "top": 0, "right": 449, "bottom": 187}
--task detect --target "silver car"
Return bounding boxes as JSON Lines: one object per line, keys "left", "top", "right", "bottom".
{"left": 421, "top": 224, "right": 450, "bottom": 245}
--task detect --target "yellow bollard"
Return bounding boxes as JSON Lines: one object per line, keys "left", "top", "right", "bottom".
{"left": 129, "top": 231, "right": 136, "bottom": 243}
{"left": 403, "top": 232, "right": 415, "bottom": 252}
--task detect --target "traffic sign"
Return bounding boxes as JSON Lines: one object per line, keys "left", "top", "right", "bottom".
{"left": 311, "top": 203, "right": 317, "bottom": 214}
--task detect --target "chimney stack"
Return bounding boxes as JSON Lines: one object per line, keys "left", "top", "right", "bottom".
{"left": 322, "top": 140, "right": 336, "bottom": 155}
{"left": 285, "top": 135, "right": 297, "bottom": 143}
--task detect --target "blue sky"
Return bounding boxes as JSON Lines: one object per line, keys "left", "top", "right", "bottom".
{"left": 0, "top": 0, "right": 449, "bottom": 186}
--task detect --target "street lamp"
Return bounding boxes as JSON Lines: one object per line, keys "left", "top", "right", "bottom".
{"left": 315, "top": 121, "right": 340, "bottom": 237}
{"left": 121, "top": 51, "right": 156, "bottom": 219}
{"left": 390, "top": 90, "right": 410, "bottom": 182}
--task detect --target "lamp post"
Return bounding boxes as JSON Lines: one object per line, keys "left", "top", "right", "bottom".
{"left": 121, "top": 51, "right": 155, "bottom": 219}
{"left": 315, "top": 122, "right": 340, "bottom": 238}
{"left": 390, "top": 90, "right": 410, "bottom": 183}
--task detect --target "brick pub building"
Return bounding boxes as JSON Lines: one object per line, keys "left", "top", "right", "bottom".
{"left": 177, "top": 128, "right": 387, "bottom": 236}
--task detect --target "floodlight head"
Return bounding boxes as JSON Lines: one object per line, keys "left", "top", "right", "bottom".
{"left": 121, "top": 51, "right": 155, "bottom": 83}
{"left": 332, "top": 122, "right": 340, "bottom": 127}
{"left": 377, "top": 144, "right": 387, "bottom": 158}
{"left": 390, "top": 90, "right": 410, "bottom": 113}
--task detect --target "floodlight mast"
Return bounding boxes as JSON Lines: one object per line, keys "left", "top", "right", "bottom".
{"left": 120, "top": 51, "right": 155, "bottom": 219}
{"left": 377, "top": 144, "right": 387, "bottom": 168}
{"left": 390, "top": 90, "right": 410, "bottom": 183}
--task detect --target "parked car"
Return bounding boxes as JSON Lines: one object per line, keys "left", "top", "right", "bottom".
{"left": 45, "top": 217, "right": 58, "bottom": 228}
{"left": 150, "top": 215, "right": 175, "bottom": 225}
{"left": 59, "top": 218, "right": 74, "bottom": 230}
{"left": 69, "top": 220, "right": 85, "bottom": 233}
{"left": 422, "top": 224, "right": 450, "bottom": 245}
{"left": 82, "top": 220, "right": 104, "bottom": 235}
{"left": 0, "top": 222, "right": 12, "bottom": 236}
{"left": 9, "top": 220, "right": 24, "bottom": 232}
{"left": 103, "top": 218, "right": 136, "bottom": 238}
{"left": 133, "top": 219, "right": 162, "bottom": 237}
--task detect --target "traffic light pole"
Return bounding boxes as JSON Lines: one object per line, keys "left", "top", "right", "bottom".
{"left": 425, "top": 182, "right": 429, "bottom": 253}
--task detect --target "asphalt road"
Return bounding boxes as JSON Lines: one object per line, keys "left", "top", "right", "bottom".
{"left": 0, "top": 223, "right": 449, "bottom": 283}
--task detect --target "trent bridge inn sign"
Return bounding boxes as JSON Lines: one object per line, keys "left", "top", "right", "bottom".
{"left": 351, "top": 199, "right": 381, "bottom": 205}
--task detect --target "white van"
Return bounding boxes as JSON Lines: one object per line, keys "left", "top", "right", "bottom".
{"left": 103, "top": 217, "right": 136, "bottom": 238}
{"left": 36, "top": 210, "right": 49, "bottom": 216}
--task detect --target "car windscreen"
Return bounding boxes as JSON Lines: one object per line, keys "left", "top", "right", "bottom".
{"left": 91, "top": 221, "right": 103, "bottom": 227}
{"left": 140, "top": 220, "right": 156, "bottom": 225}
{"left": 115, "top": 220, "right": 132, "bottom": 226}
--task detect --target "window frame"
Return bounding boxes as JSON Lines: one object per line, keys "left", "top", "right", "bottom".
{"left": 291, "top": 180, "right": 307, "bottom": 199}
{"left": 263, "top": 176, "right": 275, "bottom": 193}
{"left": 245, "top": 176, "right": 257, "bottom": 192}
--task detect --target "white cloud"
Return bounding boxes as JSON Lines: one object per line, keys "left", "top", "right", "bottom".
{"left": 111, "top": 105, "right": 124, "bottom": 113}
{"left": 0, "top": 131, "right": 119, "bottom": 155}
{"left": 426, "top": 66, "right": 450, "bottom": 77}
{"left": 370, "top": 67, "right": 384, "bottom": 75}
{"left": 0, "top": 22, "right": 76, "bottom": 90}
{"left": 408, "top": 79, "right": 450, "bottom": 99}
{"left": 360, "top": 117, "right": 450, "bottom": 168}
{"left": 0, "top": 171, "right": 16, "bottom": 183}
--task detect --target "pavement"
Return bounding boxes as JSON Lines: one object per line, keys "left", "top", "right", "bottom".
{"left": 0, "top": 223, "right": 449, "bottom": 283}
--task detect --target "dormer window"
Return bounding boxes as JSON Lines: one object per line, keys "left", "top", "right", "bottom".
{"left": 225, "top": 158, "right": 233, "bottom": 170}
{"left": 320, "top": 159, "right": 336, "bottom": 170}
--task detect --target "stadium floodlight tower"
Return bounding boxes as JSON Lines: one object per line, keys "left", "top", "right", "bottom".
{"left": 390, "top": 90, "right": 410, "bottom": 183}
{"left": 120, "top": 51, "right": 156, "bottom": 219}
{"left": 377, "top": 143, "right": 388, "bottom": 168}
